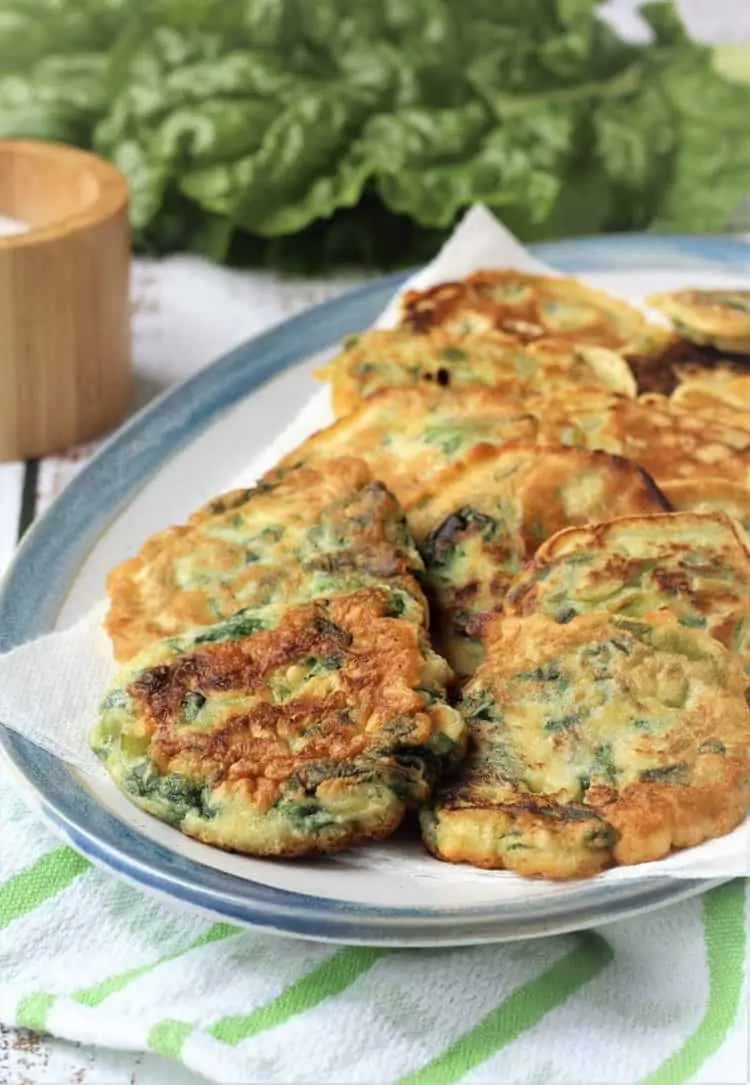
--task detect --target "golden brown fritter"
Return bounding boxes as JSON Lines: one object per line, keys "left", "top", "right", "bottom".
{"left": 525, "top": 338, "right": 636, "bottom": 396}
{"left": 529, "top": 388, "right": 750, "bottom": 485}
{"left": 92, "top": 586, "right": 465, "bottom": 857}
{"left": 504, "top": 512, "right": 750, "bottom": 669}
{"left": 276, "top": 387, "right": 540, "bottom": 509}
{"left": 647, "top": 290, "right": 750, "bottom": 354}
{"left": 410, "top": 443, "right": 669, "bottom": 678}
{"left": 422, "top": 611, "right": 750, "bottom": 878}
{"left": 316, "top": 328, "right": 634, "bottom": 417}
{"left": 316, "top": 329, "right": 516, "bottom": 416}
{"left": 660, "top": 478, "right": 750, "bottom": 537}
{"left": 104, "top": 458, "right": 426, "bottom": 662}
{"left": 400, "top": 269, "right": 648, "bottom": 349}
{"left": 408, "top": 442, "right": 668, "bottom": 544}
{"left": 669, "top": 374, "right": 750, "bottom": 430}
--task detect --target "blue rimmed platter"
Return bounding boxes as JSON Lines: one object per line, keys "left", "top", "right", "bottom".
{"left": 2, "top": 233, "right": 748, "bottom": 946}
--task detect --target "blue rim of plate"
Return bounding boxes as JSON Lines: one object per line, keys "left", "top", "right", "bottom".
{"left": 1, "top": 233, "right": 748, "bottom": 946}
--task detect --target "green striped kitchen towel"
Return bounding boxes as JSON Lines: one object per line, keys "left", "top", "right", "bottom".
{"left": 1, "top": 774, "right": 747, "bottom": 1084}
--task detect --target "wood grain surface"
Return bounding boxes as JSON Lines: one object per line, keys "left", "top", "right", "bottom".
{"left": 0, "top": 141, "right": 131, "bottom": 461}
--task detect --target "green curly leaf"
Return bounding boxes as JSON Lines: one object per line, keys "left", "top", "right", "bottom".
{"left": 0, "top": 0, "right": 746, "bottom": 270}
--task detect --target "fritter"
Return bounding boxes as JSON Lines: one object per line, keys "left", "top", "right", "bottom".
{"left": 316, "top": 328, "right": 634, "bottom": 417}
{"left": 421, "top": 610, "right": 750, "bottom": 878}
{"left": 505, "top": 512, "right": 750, "bottom": 669}
{"left": 669, "top": 374, "right": 750, "bottom": 430}
{"left": 92, "top": 586, "right": 465, "bottom": 857}
{"left": 399, "top": 269, "right": 647, "bottom": 350}
{"left": 623, "top": 329, "right": 749, "bottom": 395}
{"left": 277, "top": 387, "right": 540, "bottom": 509}
{"left": 526, "top": 339, "right": 636, "bottom": 396}
{"left": 410, "top": 443, "right": 669, "bottom": 678}
{"left": 317, "top": 329, "right": 514, "bottom": 416}
{"left": 105, "top": 457, "right": 426, "bottom": 663}
{"left": 530, "top": 388, "right": 750, "bottom": 484}
{"left": 659, "top": 479, "right": 750, "bottom": 539}
{"left": 647, "top": 289, "right": 750, "bottom": 355}
{"left": 637, "top": 391, "right": 750, "bottom": 453}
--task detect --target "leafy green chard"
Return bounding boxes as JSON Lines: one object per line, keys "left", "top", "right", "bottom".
{"left": 2, "top": 0, "right": 746, "bottom": 270}
{"left": 640, "top": 763, "right": 686, "bottom": 784}
{"left": 544, "top": 713, "right": 581, "bottom": 733}
{"left": 193, "top": 611, "right": 267, "bottom": 644}
{"left": 678, "top": 613, "right": 707, "bottom": 629}
{"left": 461, "top": 689, "right": 504, "bottom": 724}
{"left": 591, "top": 742, "right": 618, "bottom": 786}
{"left": 421, "top": 426, "right": 473, "bottom": 458}
{"left": 180, "top": 691, "right": 206, "bottom": 722}
{"left": 126, "top": 762, "right": 216, "bottom": 823}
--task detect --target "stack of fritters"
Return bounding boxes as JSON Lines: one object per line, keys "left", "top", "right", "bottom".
{"left": 309, "top": 269, "right": 750, "bottom": 876}
{"left": 95, "top": 267, "right": 750, "bottom": 877}
{"left": 408, "top": 443, "right": 670, "bottom": 677}
{"left": 310, "top": 273, "right": 749, "bottom": 530}
{"left": 95, "top": 458, "right": 465, "bottom": 857}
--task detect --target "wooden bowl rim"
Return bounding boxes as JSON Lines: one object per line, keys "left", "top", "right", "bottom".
{"left": 0, "top": 139, "right": 127, "bottom": 251}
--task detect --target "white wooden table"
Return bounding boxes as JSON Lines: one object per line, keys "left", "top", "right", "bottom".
{"left": 1, "top": 3, "right": 747, "bottom": 1079}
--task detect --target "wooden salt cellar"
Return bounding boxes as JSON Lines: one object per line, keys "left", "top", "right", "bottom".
{"left": 0, "top": 140, "right": 132, "bottom": 461}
